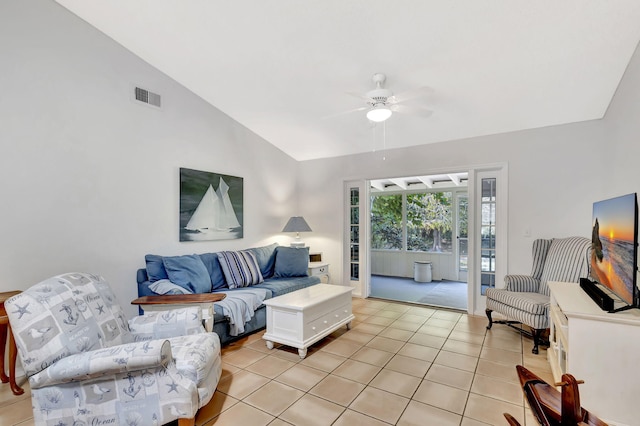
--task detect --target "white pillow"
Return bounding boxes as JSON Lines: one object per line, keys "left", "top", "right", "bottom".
{"left": 149, "top": 279, "right": 193, "bottom": 295}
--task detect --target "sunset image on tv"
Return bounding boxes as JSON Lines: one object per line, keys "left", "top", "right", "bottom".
{"left": 590, "top": 193, "right": 637, "bottom": 305}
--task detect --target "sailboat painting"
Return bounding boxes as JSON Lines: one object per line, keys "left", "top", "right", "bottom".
{"left": 180, "top": 168, "right": 243, "bottom": 241}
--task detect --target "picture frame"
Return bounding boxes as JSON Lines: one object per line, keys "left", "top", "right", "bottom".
{"left": 179, "top": 168, "right": 243, "bottom": 241}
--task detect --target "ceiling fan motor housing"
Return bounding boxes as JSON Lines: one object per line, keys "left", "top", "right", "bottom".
{"left": 367, "top": 89, "right": 393, "bottom": 106}
{"left": 367, "top": 73, "right": 393, "bottom": 106}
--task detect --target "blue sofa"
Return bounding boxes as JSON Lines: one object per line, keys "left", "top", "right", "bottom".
{"left": 136, "top": 243, "right": 321, "bottom": 344}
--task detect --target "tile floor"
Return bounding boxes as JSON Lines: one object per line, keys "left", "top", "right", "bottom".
{"left": 0, "top": 298, "right": 554, "bottom": 425}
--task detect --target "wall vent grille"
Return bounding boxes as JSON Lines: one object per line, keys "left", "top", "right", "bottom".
{"left": 134, "top": 87, "right": 161, "bottom": 108}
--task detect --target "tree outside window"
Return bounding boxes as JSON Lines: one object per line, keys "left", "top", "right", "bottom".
{"left": 371, "top": 194, "right": 402, "bottom": 250}
{"left": 407, "top": 192, "right": 453, "bottom": 253}
{"left": 371, "top": 191, "right": 453, "bottom": 253}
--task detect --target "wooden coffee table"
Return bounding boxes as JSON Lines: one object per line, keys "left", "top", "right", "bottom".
{"left": 262, "top": 284, "right": 354, "bottom": 359}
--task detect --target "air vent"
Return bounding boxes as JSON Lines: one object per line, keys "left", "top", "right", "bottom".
{"left": 134, "top": 86, "right": 161, "bottom": 108}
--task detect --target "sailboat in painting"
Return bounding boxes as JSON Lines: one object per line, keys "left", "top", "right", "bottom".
{"left": 185, "top": 177, "right": 241, "bottom": 233}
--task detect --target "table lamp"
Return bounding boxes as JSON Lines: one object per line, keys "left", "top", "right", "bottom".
{"left": 282, "top": 216, "right": 312, "bottom": 247}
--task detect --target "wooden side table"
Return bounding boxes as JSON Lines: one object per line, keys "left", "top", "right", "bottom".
{"left": 132, "top": 293, "right": 226, "bottom": 333}
{"left": 0, "top": 290, "right": 24, "bottom": 395}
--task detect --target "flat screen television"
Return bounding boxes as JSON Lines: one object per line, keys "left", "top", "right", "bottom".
{"left": 588, "top": 193, "right": 639, "bottom": 311}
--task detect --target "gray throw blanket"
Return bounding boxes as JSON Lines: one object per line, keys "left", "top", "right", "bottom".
{"left": 214, "top": 288, "right": 268, "bottom": 336}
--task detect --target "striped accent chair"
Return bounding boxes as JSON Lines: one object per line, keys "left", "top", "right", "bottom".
{"left": 486, "top": 237, "right": 591, "bottom": 354}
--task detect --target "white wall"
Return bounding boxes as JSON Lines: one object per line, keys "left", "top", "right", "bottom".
{"left": 0, "top": 0, "right": 299, "bottom": 317}
{"left": 3, "top": 0, "right": 640, "bottom": 319}
{"left": 300, "top": 35, "right": 640, "bottom": 295}
{"left": 371, "top": 251, "right": 454, "bottom": 281}
{"left": 605, "top": 41, "right": 640, "bottom": 194}
{"left": 298, "top": 89, "right": 612, "bottom": 296}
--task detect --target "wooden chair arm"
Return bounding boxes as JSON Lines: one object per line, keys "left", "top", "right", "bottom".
{"left": 131, "top": 293, "right": 226, "bottom": 306}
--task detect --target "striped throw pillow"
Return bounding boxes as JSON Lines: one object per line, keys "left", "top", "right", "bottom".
{"left": 217, "top": 250, "right": 264, "bottom": 288}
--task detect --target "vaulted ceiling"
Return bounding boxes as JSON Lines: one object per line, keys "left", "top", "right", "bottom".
{"left": 55, "top": 1, "right": 640, "bottom": 161}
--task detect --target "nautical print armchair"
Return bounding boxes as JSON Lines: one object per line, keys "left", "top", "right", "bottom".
{"left": 6, "top": 272, "right": 221, "bottom": 426}
{"left": 485, "top": 237, "right": 590, "bottom": 354}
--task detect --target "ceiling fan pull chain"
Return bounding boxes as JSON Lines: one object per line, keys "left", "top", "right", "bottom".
{"left": 382, "top": 121, "right": 387, "bottom": 161}
{"left": 372, "top": 124, "right": 377, "bottom": 153}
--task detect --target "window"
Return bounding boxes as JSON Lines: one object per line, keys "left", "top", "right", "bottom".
{"left": 350, "top": 188, "right": 360, "bottom": 280}
{"left": 457, "top": 196, "right": 468, "bottom": 272}
{"left": 480, "top": 178, "right": 496, "bottom": 294}
{"left": 371, "top": 191, "right": 453, "bottom": 253}
{"left": 370, "top": 194, "right": 403, "bottom": 250}
{"left": 407, "top": 192, "right": 453, "bottom": 253}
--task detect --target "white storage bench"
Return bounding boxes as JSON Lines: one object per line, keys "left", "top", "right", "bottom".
{"left": 262, "top": 284, "right": 354, "bottom": 358}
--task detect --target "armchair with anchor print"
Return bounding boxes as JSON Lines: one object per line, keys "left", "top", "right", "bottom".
{"left": 6, "top": 272, "right": 221, "bottom": 426}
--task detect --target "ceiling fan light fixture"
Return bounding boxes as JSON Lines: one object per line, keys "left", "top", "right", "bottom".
{"left": 367, "top": 105, "right": 392, "bottom": 122}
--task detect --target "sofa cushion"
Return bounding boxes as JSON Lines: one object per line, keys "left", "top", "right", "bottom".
{"left": 217, "top": 250, "right": 264, "bottom": 288}
{"left": 485, "top": 288, "right": 549, "bottom": 316}
{"left": 274, "top": 246, "right": 309, "bottom": 278}
{"left": 162, "top": 254, "right": 212, "bottom": 293}
{"left": 247, "top": 242, "right": 279, "bottom": 279}
{"left": 198, "top": 253, "right": 228, "bottom": 291}
{"left": 212, "top": 276, "right": 322, "bottom": 323}
{"left": 145, "top": 254, "right": 169, "bottom": 282}
{"left": 486, "top": 294, "right": 550, "bottom": 330}
{"left": 255, "top": 276, "right": 321, "bottom": 298}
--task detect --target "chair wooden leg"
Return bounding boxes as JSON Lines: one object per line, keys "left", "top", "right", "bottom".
{"left": 8, "top": 327, "right": 23, "bottom": 395}
{"left": 531, "top": 328, "right": 543, "bottom": 354}
{"left": 0, "top": 322, "right": 8, "bottom": 383}
{"left": 178, "top": 417, "right": 195, "bottom": 426}
{"left": 485, "top": 309, "right": 493, "bottom": 330}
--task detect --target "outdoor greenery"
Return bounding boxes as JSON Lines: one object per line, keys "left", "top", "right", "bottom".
{"left": 407, "top": 192, "right": 453, "bottom": 252}
{"left": 371, "top": 191, "right": 454, "bottom": 253}
{"left": 370, "top": 194, "right": 402, "bottom": 249}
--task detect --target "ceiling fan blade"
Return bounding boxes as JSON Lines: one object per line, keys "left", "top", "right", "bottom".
{"left": 388, "top": 86, "right": 433, "bottom": 104}
{"left": 390, "top": 104, "right": 433, "bottom": 117}
{"left": 322, "top": 105, "right": 369, "bottom": 120}
{"left": 346, "top": 91, "right": 374, "bottom": 103}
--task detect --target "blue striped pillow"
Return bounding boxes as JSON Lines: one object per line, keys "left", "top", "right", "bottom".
{"left": 217, "top": 250, "right": 264, "bottom": 288}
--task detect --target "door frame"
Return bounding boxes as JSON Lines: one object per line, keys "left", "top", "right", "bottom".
{"left": 343, "top": 180, "right": 369, "bottom": 298}
{"left": 468, "top": 164, "right": 509, "bottom": 316}
{"left": 344, "top": 162, "right": 508, "bottom": 315}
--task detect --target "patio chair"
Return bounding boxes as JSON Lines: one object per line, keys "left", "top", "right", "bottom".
{"left": 485, "top": 237, "right": 590, "bottom": 354}
{"left": 6, "top": 272, "right": 221, "bottom": 426}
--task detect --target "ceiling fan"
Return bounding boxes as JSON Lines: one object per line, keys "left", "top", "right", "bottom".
{"left": 337, "top": 73, "right": 433, "bottom": 123}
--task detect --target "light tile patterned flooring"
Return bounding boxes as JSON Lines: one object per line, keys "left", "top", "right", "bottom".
{"left": 0, "top": 298, "right": 554, "bottom": 425}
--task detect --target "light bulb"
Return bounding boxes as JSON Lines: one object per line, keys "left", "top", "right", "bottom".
{"left": 366, "top": 106, "right": 392, "bottom": 122}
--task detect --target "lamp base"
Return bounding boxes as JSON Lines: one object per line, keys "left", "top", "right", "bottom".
{"left": 290, "top": 241, "right": 306, "bottom": 248}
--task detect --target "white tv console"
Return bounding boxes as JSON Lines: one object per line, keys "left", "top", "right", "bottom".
{"left": 548, "top": 281, "right": 640, "bottom": 426}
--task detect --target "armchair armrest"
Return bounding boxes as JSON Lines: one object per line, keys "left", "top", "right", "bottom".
{"left": 129, "top": 306, "right": 205, "bottom": 340}
{"left": 504, "top": 275, "right": 540, "bottom": 292}
{"left": 29, "top": 339, "right": 171, "bottom": 389}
